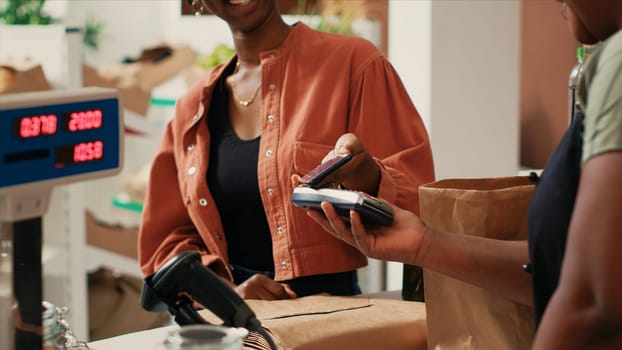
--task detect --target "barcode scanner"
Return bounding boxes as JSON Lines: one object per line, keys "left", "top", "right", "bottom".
{"left": 140, "top": 251, "right": 277, "bottom": 349}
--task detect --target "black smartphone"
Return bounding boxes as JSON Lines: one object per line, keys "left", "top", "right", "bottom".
{"left": 300, "top": 153, "right": 353, "bottom": 188}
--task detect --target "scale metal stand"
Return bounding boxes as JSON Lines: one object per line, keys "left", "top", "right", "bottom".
{"left": 0, "top": 87, "right": 123, "bottom": 350}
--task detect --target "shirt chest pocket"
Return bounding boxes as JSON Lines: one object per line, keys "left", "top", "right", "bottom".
{"left": 293, "top": 141, "right": 335, "bottom": 177}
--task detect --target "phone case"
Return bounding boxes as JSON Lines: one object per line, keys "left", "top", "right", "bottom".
{"left": 300, "top": 153, "right": 353, "bottom": 188}
{"left": 291, "top": 186, "right": 394, "bottom": 226}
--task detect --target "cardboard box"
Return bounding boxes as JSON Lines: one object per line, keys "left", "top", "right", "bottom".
{"left": 0, "top": 61, "right": 51, "bottom": 94}
{"left": 86, "top": 211, "right": 139, "bottom": 260}
{"left": 200, "top": 295, "right": 428, "bottom": 350}
{"left": 88, "top": 267, "right": 170, "bottom": 341}
{"left": 180, "top": 65, "right": 212, "bottom": 88}
{"left": 88, "top": 295, "right": 427, "bottom": 349}
{"left": 133, "top": 45, "right": 196, "bottom": 90}
{"left": 82, "top": 63, "right": 152, "bottom": 116}
{"left": 83, "top": 45, "right": 195, "bottom": 116}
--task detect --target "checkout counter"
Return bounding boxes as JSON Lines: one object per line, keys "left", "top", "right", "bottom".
{"left": 83, "top": 180, "right": 427, "bottom": 349}
{"left": 89, "top": 250, "right": 427, "bottom": 350}
{"left": 89, "top": 293, "right": 427, "bottom": 350}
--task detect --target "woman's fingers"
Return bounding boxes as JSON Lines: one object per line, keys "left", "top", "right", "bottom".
{"left": 281, "top": 283, "right": 298, "bottom": 299}
{"left": 238, "top": 274, "right": 296, "bottom": 300}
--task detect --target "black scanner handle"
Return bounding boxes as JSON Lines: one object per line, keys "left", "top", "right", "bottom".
{"left": 140, "top": 251, "right": 256, "bottom": 328}
{"left": 140, "top": 251, "right": 278, "bottom": 350}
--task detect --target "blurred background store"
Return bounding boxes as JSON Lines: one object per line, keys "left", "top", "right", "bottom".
{"left": 0, "top": 0, "right": 578, "bottom": 343}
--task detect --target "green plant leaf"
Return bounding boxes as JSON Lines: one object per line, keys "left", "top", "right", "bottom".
{"left": 0, "top": 0, "right": 54, "bottom": 25}
{"left": 83, "top": 17, "right": 104, "bottom": 51}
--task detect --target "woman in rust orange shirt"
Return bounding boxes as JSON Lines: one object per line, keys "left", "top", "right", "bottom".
{"left": 138, "top": 0, "right": 434, "bottom": 300}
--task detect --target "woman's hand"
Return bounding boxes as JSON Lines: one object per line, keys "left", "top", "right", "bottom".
{"left": 291, "top": 133, "right": 380, "bottom": 195}
{"left": 234, "top": 274, "right": 297, "bottom": 300}
{"left": 327, "top": 133, "right": 380, "bottom": 195}
{"left": 306, "top": 201, "right": 426, "bottom": 265}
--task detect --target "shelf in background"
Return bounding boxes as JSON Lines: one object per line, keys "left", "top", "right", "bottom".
{"left": 86, "top": 245, "right": 142, "bottom": 278}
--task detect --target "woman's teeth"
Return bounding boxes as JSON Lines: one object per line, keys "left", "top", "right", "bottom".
{"left": 228, "top": 0, "right": 251, "bottom": 5}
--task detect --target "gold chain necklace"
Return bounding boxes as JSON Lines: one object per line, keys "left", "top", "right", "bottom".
{"left": 229, "top": 60, "right": 261, "bottom": 107}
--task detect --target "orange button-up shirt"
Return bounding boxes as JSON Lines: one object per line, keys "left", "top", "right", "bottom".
{"left": 138, "top": 23, "right": 435, "bottom": 282}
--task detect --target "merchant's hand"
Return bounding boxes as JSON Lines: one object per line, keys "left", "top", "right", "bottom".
{"left": 307, "top": 201, "right": 426, "bottom": 266}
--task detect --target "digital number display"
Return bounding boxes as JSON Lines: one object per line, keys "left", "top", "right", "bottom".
{"left": 0, "top": 89, "right": 121, "bottom": 191}
{"left": 13, "top": 114, "right": 58, "bottom": 138}
{"left": 55, "top": 140, "right": 104, "bottom": 167}
{"left": 12, "top": 108, "right": 104, "bottom": 140}
{"left": 63, "top": 109, "right": 103, "bottom": 132}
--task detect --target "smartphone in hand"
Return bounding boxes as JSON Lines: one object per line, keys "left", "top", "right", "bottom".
{"left": 300, "top": 153, "right": 353, "bottom": 188}
{"left": 294, "top": 153, "right": 393, "bottom": 226}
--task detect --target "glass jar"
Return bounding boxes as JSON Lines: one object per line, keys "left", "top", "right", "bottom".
{"left": 42, "top": 301, "right": 90, "bottom": 349}
{"left": 158, "top": 325, "right": 247, "bottom": 350}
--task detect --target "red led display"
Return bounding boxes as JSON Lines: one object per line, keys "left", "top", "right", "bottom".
{"left": 55, "top": 140, "right": 104, "bottom": 166}
{"left": 13, "top": 108, "right": 103, "bottom": 140}
{"left": 73, "top": 140, "right": 103, "bottom": 163}
{"left": 63, "top": 109, "right": 103, "bottom": 132}
{"left": 14, "top": 114, "right": 58, "bottom": 138}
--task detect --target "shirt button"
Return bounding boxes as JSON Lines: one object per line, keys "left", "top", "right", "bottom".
{"left": 280, "top": 260, "right": 288, "bottom": 269}
{"left": 198, "top": 198, "right": 208, "bottom": 206}
{"left": 269, "top": 83, "right": 276, "bottom": 91}
{"left": 267, "top": 188, "right": 273, "bottom": 195}
{"left": 265, "top": 149, "right": 272, "bottom": 157}
{"left": 187, "top": 144, "right": 195, "bottom": 152}
{"left": 277, "top": 226, "right": 284, "bottom": 234}
{"left": 188, "top": 166, "right": 196, "bottom": 175}
{"left": 267, "top": 114, "right": 274, "bottom": 123}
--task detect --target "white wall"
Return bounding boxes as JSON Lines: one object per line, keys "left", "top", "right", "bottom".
{"left": 389, "top": 1, "right": 432, "bottom": 131}
{"left": 389, "top": 0, "right": 520, "bottom": 180}
{"left": 62, "top": 0, "right": 221, "bottom": 64}
{"left": 430, "top": 1, "right": 520, "bottom": 179}
{"left": 63, "top": 1, "right": 173, "bottom": 65}
{"left": 385, "top": 0, "right": 521, "bottom": 291}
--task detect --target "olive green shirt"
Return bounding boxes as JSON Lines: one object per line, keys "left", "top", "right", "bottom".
{"left": 577, "top": 29, "right": 622, "bottom": 164}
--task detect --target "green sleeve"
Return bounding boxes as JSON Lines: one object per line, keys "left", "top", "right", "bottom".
{"left": 580, "top": 30, "right": 622, "bottom": 164}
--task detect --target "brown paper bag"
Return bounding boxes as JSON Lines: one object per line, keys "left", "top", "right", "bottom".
{"left": 419, "top": 176, "right": 536, "bottom": 350}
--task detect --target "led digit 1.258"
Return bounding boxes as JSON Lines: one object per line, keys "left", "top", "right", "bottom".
{"left": 66, "top": 109, "right": 103, "bottom": 132}
{"left": 17, "top": 114, "right": 58, "bottom": 138}
{"left": 73, "top": 140, "right": 104, "bottom": 163}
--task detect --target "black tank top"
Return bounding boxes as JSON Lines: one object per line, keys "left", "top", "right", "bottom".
{"left": 206, "top": 65, "right": 274, "bottom": 272}
{"left": 528, "top": 111, "right": 584, "bottom": 326}
{"left": 204, "top": 64, "right": 360, "bottom": 297}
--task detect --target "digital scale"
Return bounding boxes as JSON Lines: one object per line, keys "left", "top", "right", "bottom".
{"left": 0, "top": 87, "right": 123, "bottom": 220}
{"left": 0, "top": 87, "right": 123, "bottom": 350}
